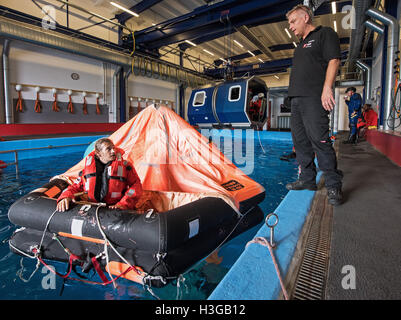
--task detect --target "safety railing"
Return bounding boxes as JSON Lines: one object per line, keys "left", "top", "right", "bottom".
{"left": 0, "top": 142, "right": 90, "bottom": 177}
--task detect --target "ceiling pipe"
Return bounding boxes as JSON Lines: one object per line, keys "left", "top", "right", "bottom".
{"left": 356, "top": 60, "right": 372, "bottom": 101}
{"left": 235, "top": 26, "right": 274, "bottom": 61}
{"left": 0, "top": 16, "right": 211, "bottom": 86}
{"left": 363, "top": 20, "right": 383, "bottom": 104}
{"left": 366, "top": 7, "right": 399, "bottom": 131}
{"left": 364, "top": 20, "right": 385, "bottom": 35}
{"left": 124, "top": 68, "right": 132, "bottom": 122}
{"left": 0, "top": 41, "right": 3, "bottom": 123}
{"left": 112, "top": 66, "right": 123, "bottom": 123}
{"left": 347, "top": 0, "right": 374, "bottom": 68}
{"left": 361, "top": 0, "right": 382, "bottom": 53}
{"left": 55, "top": 0, "right": 133, "bottom": 33}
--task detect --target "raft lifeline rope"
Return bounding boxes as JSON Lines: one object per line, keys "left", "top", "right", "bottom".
{"left": 11, "top": 204, "right": 155, "bottom": 295}
{"left": 11, "top": 203, "right": 253, "bottom": 300}
{"left": 93, "top": 204, "right": 160, "bottom": 299}
{"left": 12, "top": 209, "right": 60, "bottom": 282}
{"left": 13, "top": 209, "right": 81, "bottom": 282}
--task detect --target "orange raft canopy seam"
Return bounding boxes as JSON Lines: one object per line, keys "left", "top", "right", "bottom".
{"left": 59, "top": 105, "right": 265, "bottom": 212}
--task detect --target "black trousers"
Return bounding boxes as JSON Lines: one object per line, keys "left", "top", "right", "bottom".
{"left": 290, "top": 96, "right": 342, "bottom": 189}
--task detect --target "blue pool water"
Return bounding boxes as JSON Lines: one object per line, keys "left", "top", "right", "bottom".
{"left": 0, "top": 136, "right": 297, "bottom": 300}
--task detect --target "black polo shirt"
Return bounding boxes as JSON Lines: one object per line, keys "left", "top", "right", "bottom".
{"left": 288, "top": 26, "right": 341, "bottom": 97}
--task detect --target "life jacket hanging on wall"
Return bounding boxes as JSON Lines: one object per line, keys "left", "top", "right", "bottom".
{"left": 16, "top": 91, "right": 24, "bottom": 112}
{"left": 82, "top": 92, "right": 88, "bottom": 115}
{"left": 34, "top": 87, "right": 42, "bottom": 113}
{"left": 67, "top": 90, "right": 74, "bottom": 114}
{"left": 52, "top": 89, "right": 60, "bottom": 112}
{"left": 96, "top": 94, "right": 101, "bottom": 115}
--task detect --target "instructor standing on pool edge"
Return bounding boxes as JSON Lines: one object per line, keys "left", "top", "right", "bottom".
{"left": 285, "top": 4, "right": 344, "bottom": 206}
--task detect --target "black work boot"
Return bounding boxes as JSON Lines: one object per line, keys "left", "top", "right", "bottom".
{"left": 342, "top": 132, "right": 351, "bottom": 144}
{"left": 327, "top": 187, "right": 344, "bottom": 206}
{"left": 286, "top": 180, "right": 317, "bottom": 191}
{"left": 343, "top": 133, "right": 356, "bottom": 144}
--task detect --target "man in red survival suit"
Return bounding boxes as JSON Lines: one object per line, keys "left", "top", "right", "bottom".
{"left": 56, "top": 138, "right": 142, "bottom": 212}
{"left": 357, "top": 103, "right": 378, "bottom": 129}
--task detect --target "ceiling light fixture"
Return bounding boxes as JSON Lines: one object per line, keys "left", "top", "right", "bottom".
{"left": 258, "top": 58, "right": 264, "bottom": 63}
{"left": 203, "top": 49, "right": 215, "bottom": 56}
{"left": 293, "top": 42, "right": 297, "bottom": 48}
{"left": 331, "top": 2, "right": 337, "bottom": 14}
{"left": 185, "top": 40, "right": 197, "bottom": 47}
{"left": 334, "top": 20, "right": 337, "bottom": 32}
{"left": 110, "top": 2, "right": 139, "bottom": 17}
{"left": 285, "top": 28, "right": 292, "bottom": 38}
{"left": 219, "top": 58, "right": 227, "bottom": 63}
{"left": 248, "top": 50, "right": 255, "bottom": 57}
{"left": 233, "top": 40, "right": 244, "bottom": 48}
{"left": 274, "top": 75, "right": 280, "bottom": 80}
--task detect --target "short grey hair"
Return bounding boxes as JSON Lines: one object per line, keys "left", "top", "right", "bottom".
{"left": 95, "top": 138, "right": 114, "bottom": 151}
{"left": 286, "top": 4, "right": 314, "bottom": 23}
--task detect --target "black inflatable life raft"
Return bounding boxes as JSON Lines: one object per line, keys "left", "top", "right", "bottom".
{"left": 8, "top": 178, "right": 264, "bottom": 287}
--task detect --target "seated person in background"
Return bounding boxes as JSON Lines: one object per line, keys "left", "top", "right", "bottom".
{"left": 357, "top": 103, "right": 378, "bottom": 139}
{"left": 57, "top": 138, "right": 142, "bottom": 212}
{"left": 358, "top": 103, "right": 378, "bottom": 129}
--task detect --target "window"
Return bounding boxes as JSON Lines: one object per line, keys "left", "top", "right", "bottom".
{"left": 193, "top": 91, "right": 206, "bottom": 106}
{"left": 229, "top": 85, "right": 241, "bottom": 102}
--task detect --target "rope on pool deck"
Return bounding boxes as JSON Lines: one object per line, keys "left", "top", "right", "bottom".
{"left": 246, "top": 236, "right": 289, "bottom": 300}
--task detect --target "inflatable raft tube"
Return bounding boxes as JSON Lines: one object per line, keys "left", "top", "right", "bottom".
{"left": 8, "top": 178, "right": 264, "bottom": 287}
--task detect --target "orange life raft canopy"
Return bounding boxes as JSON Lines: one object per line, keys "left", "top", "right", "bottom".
{"left": 60, "top": 104, "right": 265, "bottom": 212}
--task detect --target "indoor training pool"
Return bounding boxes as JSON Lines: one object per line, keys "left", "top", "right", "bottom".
{"left": 0, "top": 132, "right": 297, "bottom": 300}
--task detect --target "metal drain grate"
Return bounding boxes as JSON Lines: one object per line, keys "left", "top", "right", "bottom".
{"left": 291, "top": 190, "right": 333, "bottom": 300}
